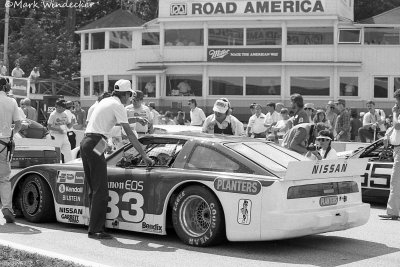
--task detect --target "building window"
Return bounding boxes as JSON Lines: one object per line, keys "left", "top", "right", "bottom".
{"left": 246, "top": 77, "right": 281, "bottom": 95}
{"left": 83, "top": 77, "right": 90, "bottom": 96}
{"left": 137, "top": 76, "right": 156, "bottom": 97}
{"left": 365, "top": 28, "right": 400, "bottom": 45}
{"left": 93, "top": 75, "right": 104, "bottom": 96}
{"left": 142, "top": 32, "right": 160, "bottom": 45}
{"left": 165, "top": 29, "right": 203, "bottom": 46}
{"left": 290, "top": 77, "right": 330, "bottom": 96}
{"left": 210, "top": 77, "right": 243, "bottom": 95}
{"left": 374, "top": 77, "right": 388, "bottom": 98}
{"left": 287, "top": 27, "right": 334, "bottom": 45}
{"left": 246, "top": 28, "right": 282, "bottom": 45}
{"left": 84, "top": 34, "right": 89, "bottom": 50}
{"left": 108, "top": 75, "right": 131, "bottom": 93}
{"left": 110, "top": 31, "right": 132, "bottom": 49}
{"left": 395, "top": 77, "right": 400, "bottom": 92}
{"left": 209, "top": 28, "right": 244, "bottom": 46}
{"left": 166, "top": 75, "right": 202, "bottom": 96}
{"left": 338, "top": 29, "right": 361, "bottom": 44}
{"left": 91, "top": 32, "right": 105, "bottom": 50}
{"left": 340, "top": 77, "right": 358, "bottom": 96}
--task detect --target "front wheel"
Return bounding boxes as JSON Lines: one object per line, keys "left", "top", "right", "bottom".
{"left": 172, "top": 185, "right": 225, "bottom": 246}
{"left": 19, "top": 175, "right": 56, "bottom": 223}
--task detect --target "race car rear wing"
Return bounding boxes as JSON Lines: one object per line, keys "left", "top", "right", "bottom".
{"left": 284, "top": 158, "right": 369, "bottom": 181}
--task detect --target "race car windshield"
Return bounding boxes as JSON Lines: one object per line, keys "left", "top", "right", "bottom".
{"left": 225, "top": 142, "right": 307, "bottom": 177}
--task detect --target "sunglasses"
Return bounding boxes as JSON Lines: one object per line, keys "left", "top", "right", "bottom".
{"left": 304, "top": 108, "right": 313, "bottom": 111}
{"left": 317, "top": 138, "right": 330, "bottom": 142}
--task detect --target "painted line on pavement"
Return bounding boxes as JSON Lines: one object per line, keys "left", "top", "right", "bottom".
{"left": 0, "top": 239, "right": 111, "bottom": 267}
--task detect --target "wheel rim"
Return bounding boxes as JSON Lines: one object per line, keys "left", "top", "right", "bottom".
{"left": 22, "top": 181, "right": 40, "bottom": 216}
{"left": 179, "top": 195, "right": 211, "bottom": 237}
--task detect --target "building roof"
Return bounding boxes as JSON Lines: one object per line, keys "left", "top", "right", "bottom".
{"left": 358, "top": 6, "right": 400, "bottom": 24}
{"left": 77, "top": 9, "right": 145, "bottom": 31}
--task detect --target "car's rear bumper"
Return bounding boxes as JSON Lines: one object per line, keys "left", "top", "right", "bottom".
{"left": 259, "top": 203, "right": 370, "bottom": 241}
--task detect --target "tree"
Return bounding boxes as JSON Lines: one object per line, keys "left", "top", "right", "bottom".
{"left": 354, "top": 0, "right": 400, "bottom": 21}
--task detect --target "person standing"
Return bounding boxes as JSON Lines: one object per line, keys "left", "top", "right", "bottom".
{"left": 334, "top": 99, "right": 351, "bottom": 141}
{"left": 263, "top": 102, "right": 281, "bottom": 134}
{"left": 247, "top": 104, "right": 267, "bottom": 138}
{"left": 29, "top": 67, "right": 40, "bottom": 94}
{"left": 11, "top": 62, "right": 24, "bottom": 78}
{"left": 350, "top": 110, "right": 362, "bottom": 142}
{"left": 289, "top": 93, "right": 309, "bottom": 127}
{"left": 0, "top": 77, "right": 22, "bottom": 223}
{"left": 325, "top": 101, "right": 338, "bottom": 135}
{"left": 202, "top": 98, "right": 244, "bottom": 136}
{"left": 125, "top": 90, "right": 154, "bottom": 134}
{"left": 86, "top": 92, "right": 111, "bottom": 125}
{"left": 379, "top": 89, "right": 400, "bottom": 220}
{"left": 22, "top": 98, "right": 38, "bottom": 122}
{"left": 0, "top": 61, "right": 7, "bottom": 76}
{"left": 47, "top": 99, "right": 73, "bottom": 163}
{"left": 64, "top": 101, "right": 77, "bottom": 149}
{"left": 359, "top": 100, "right": 386, "bottom": 142}
{"left": 81, "top": 79, "right": 153, "bottom": 239}
{"left": 148, "top": 102, "right": 160, "bottom": 125}
{"left": 73, "top": 101, "right": 87, "bottom": 130}
{"left": 188, "top": 98, "right": 206, "bottom": 126}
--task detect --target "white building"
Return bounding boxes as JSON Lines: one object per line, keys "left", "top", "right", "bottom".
{"left": 76, "top": 1, "right": 400, "bottom": 120}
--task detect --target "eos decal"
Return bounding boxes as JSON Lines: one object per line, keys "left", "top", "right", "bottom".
{"left": 237, "top": 199, "right": 251, "bottom": 225}
{"left": 108, "top": 180, "right": 144, "bottom": 192}
{"left": 57, "top": 171, "right": 84, "bottom": 184}
{"left": 142, "top": 222, "right": 162, "bottom": 233}
{"left": 312, "top": 163, "right": 347, "bottom": 174}
{"left": 214, "top": 178, "right": 261, "bottom": 195}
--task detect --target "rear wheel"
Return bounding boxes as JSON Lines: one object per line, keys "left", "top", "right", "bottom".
{"left": 172, "top": 185, "right": 225, "bottom": 246}
{"left": 19, "top": 175, "right": 55, "bottom": 223}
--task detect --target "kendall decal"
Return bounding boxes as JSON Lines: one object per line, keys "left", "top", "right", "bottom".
{"left": 214, "top": 178, "right": 261, "bottom": 195}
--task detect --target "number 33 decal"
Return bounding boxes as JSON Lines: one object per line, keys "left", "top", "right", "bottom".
{"left": 107, "top": 191, "right": 145, "bottom": 222}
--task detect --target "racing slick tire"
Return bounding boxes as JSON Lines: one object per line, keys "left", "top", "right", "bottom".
{"left": 172, "top": 185, "right": 225, "bottom": 247}
{"left": 19, "top": 175, "right": 56, "bottom": 223}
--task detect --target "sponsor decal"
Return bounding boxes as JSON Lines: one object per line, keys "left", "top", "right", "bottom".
{"left": 57, "top": 171, "right": 85, "bottom": 184}
{"left": 311, "top": 163, "right": 347, "bottom": 174}
{"left": 62, "top": 195, "right": 81, "bottom": 202}
{"left": 190, "top": 1, "right": 325, "bottom": 16}
{"left": 59, "top": 184, "right": 83, "bottom": 194}
{"left": 207, "top": 48, "right": 281, "bottom": 62}
{"left": 237, "top": 199, "right": 251, "bottom": 225}
{"left": 214, "top": 178, "right": 261, "bottom": 195}
{"left": 58, "top": 206, "right": 83, "bottom": 224}
{"left": 108, "top": 180, "right": 143, "bottom": 192}
{"left": 60, "top": 214, "right": 80, "bottom": 223}
{"left": 170, "top": 3, "right": 187, "bottom": 15}
{"left": 59, "top": 207, "right": 83, "bottom": 214}
{"left": 142, "top": 222, "right": 162, "bottom": 233}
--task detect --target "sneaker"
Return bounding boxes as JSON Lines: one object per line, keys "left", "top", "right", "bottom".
{"left": 378, "top": 214, "right": 400, "bottom": 220}
{"left": 2, "top": 208, "right": 15, "bottom": 223}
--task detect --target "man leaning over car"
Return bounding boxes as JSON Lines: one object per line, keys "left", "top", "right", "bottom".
{"left": 81, "top": 79, "right": 154, "bottom": 240}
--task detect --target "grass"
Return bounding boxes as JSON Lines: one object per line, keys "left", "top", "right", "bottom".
{"left": 0, "top": 245, "right": 86, "bottom": 267}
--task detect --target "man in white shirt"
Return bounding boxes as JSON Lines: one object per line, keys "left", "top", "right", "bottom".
{"left": 148, "top": 102, "right": 160, "bottom": 125}
{"left": 47, "top": 99, "right": 73, "bottom": 163}
{"left": 0, "top": 77, "right": 22, "bottom": 223}
{"left": 86, "top": 92, "right": 111, "bottom": 125}
{"left": 125, "top": 90, "right": 153, "bottom": 134}
{"left": 188, "top": 98, "right": 206, "bottom": 126}
{"left": 271, "top": 108, "right": 290, "bottom": 139}
{"left": 202, "top": 98, "right": 244, "bottom": 136}
{"left": 247, "top": 104, "right": 267, "bottom": 138}
{"left": 264, "top": 102, "right": 280, "bottom": 133}
{"left": 359, "top": 100, "right": 386, "bottom": 142}
{"left": 82, "top": 79, "right": 153, "bottom": 240}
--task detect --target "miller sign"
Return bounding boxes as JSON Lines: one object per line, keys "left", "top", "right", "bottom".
{"left": 170, "top": 3, "right": 187, "bottom": 15}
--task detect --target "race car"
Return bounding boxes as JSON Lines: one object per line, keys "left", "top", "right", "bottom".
{"left": 10, "top": 133, "right": 370, "bottom": 246}
{"left": 345, "top": 139, "right": 394, "bottom": 202}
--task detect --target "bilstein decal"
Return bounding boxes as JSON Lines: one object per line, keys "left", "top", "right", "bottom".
{"left": 214, "top": 178, "right": 261, "bottom": 195}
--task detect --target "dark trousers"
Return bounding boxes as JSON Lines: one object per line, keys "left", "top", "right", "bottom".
{"left": 358, "top": 128, "right": 376, "bottom": 142}
{"left": 67, "top": 131, "right": 76, "bottom": 149}
{"left": 80, "top": 135, "right": 108, "bottom": 233}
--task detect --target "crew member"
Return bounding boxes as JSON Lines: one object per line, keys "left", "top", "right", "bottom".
{"left": 125, "top": 90, "right": 154, "bottom": 134}
{"left": 0, "top": 77, "right": 22, "bottom": 223}
{"left": 202, "top": 98, "right": 244, "bottom": 136}
{"left": 81, "top": 79, "right": 153, "bottom": 240}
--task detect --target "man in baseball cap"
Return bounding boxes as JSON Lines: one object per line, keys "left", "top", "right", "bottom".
{"left": 202, "top": 98, "right": 244, "bottom": 135}
{"left": 113, "top": 79, "right": 135, "bottom": 94}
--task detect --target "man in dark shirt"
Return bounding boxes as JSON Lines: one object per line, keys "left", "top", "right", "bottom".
{"left": 334, "top": 99, "right": 351, "bottom": 141}
{"left": 288, "top": 93, "right": 309, "bottom": 128}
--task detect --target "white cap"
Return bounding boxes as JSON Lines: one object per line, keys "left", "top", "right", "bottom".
{"left": 213, "top": 99, "right": 229, "bottom": 114}
{"left": 114, "top": 79, "right": 135, "bottom": 93}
